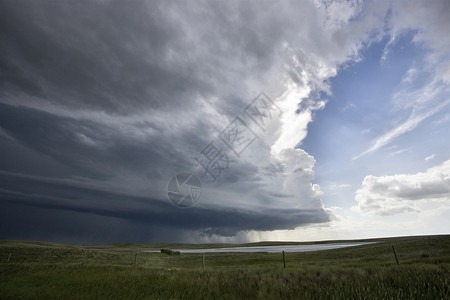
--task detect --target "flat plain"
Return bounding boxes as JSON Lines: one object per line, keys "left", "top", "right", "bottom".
{"left": 0, "top": 235, "right": 449, "bottom": 299}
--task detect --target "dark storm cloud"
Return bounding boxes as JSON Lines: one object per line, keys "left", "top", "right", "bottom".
{"left": 0, "top": 200, "right": 328, "bottom": 244}
{"left": 0, "top": 0, "right": 331, "bottom": 243}
{"left": 0, "top": 101, "right": 331, "bottom": 242}
{"left": 0, "top": 0, "right": 215, "bottom": 113}
{"left": 0, "top": 0, "right": 284, "bottom": 115}
{"left": 0, "top": 171, "right": 329, "bottom": 243}
{"left": 0, "top": 102, "right": 199, "bottom": 179}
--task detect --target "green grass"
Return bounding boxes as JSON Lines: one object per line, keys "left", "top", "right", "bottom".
{"left": 0, "top": 235, "right": 449, "bottom": 299}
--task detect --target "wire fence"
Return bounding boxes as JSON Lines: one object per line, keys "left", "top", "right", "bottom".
{"left": 0, "top": 244, "right": 402, "bottom": 269}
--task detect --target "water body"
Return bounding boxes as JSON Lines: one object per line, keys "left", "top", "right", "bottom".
{"left": 145, "top": 242, "right": 375, "bottom": 253}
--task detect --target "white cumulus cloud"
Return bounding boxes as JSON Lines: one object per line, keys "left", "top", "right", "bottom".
{"left": 355, "top": 160, "right": 450, "bottom": 216}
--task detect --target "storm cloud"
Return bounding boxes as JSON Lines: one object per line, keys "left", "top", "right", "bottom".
{"left": 3, "top": 0, "right": 444, "bottom": 243}
{"left": 0, "top": 0, "right": 343, "bottom": 243}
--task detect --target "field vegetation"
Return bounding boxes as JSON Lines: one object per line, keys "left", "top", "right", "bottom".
{"left": 0, "top": 235, "right": 449, "bottom": 299}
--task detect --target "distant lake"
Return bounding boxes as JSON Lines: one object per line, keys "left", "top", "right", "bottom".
{"left": 145, "top": 242, "right": 375, "bottom": 253}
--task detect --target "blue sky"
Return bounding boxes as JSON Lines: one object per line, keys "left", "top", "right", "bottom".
{"left": 0, "top": 0, "right": 449, "bottom": 243}
{"left": 305, "top": 32, "right": 431, "bottom": 204}
{"left": 299, "top": 22, "right": 450, "bottom": 240}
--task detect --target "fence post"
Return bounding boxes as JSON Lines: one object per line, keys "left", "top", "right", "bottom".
{"left": 83, "top": 250, "right": 87, "bottom": 263}
{"left": 134, "top": 252, "right": 137, "bottom": 266}
{"left": 282, "top": 251, "right": 286, "bottom": 268}
{"left": 202, "top": 253, "right": 205, "bottom": 269}
{"left": 392, "top": 245, "right": 400, "bottom": 265}
{"left": 7, "top": 252, "right": 11, "bottom": 264}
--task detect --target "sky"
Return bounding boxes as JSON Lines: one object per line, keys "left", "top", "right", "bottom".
{"left": 0, "top": 0, "right": 449, "bottom": 244}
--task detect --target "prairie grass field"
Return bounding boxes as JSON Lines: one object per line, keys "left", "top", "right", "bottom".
{"left": 0, "top": 235, "right": 449, "bottom": 299}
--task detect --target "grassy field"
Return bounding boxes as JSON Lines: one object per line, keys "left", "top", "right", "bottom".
{"left": 0, "top": 235, "right": 449, "bottom": 299}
